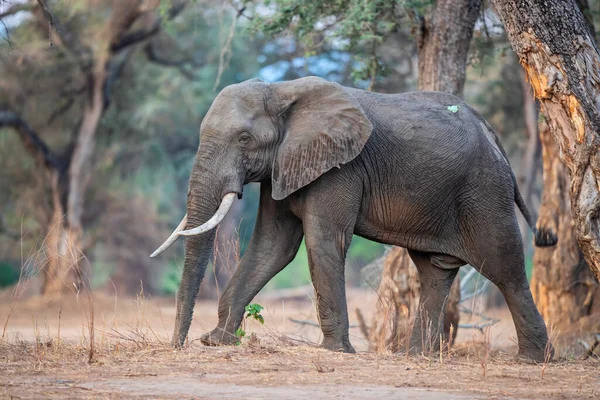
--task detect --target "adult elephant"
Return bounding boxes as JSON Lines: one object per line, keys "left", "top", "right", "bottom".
{"left": 152, "top": 76, "right": 557, "bottom": 362}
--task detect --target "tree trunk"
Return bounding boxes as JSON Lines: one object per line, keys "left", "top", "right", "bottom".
{"left": 369, "top": 0, "right": 481, "bottom": 351}
{"left": 416, "top": 0, "right": 481, "bottom": 95}
{"left": 531, "top": 122, "right": 598, "bottom": 327}
{"left": 367, "top": 249, "right": 460, "bottom": 352}
{"left": 518, "top": 68, "right": 542, "bottom": 248}
{"left": 55, "top": 69, "right": 108, "bottom": 293}
{"left": 0, "top": 111, "right": 84, "bottom": 295}
{"left": 41, "top": 171, "right": 84, "bottom": 296}
{"left": 491, "top": 0, "right": 600, "bottom": 281}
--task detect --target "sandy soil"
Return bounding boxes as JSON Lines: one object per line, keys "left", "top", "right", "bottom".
{"left": 1, "top": 287, "right": 599, "bottom": 399}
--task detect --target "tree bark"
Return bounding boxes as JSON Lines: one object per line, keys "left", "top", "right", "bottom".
{"left": 41, "top": 171, "right": 85, "bottom": 295}
{"left": 369, "top": 0, "right": 481, "bottom": 351}
{"left": 518, "top": 68, "right": 542, "bottom": 247}
{"left": 415, "top": 0, "right": 482, "bottom": 95}
{"left": 491, "top": 0, "right": 600, "bottom": 281}
{"left": 367, "top": 249, "right": 460, "bottom": 352}
{"left": 531, "top": 122, "right": 598, "bottom": 327}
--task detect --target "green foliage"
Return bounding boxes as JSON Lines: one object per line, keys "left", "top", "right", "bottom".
{"left": 0, "top": 262, "right": 20, "bottom": 289}
{"left": 469, "top": 33, "right": 502, "bottom": 72}
{"left": 525, "top": 255, "right": 533, "bottom": 281}
{"left": 447, "top": 105, "right": 460, "bottom": 113}
{"left": 245, "top": 303, "right": 265, "bottom": 324}
{"left": 235, "top": 327, "right": 246, "bottom": 343}
{"left": 248, "top": 0, "right": 401, "bottom": 85}
{"left": 160, "top": 258, "right": 184, "bottom": 295}
{"left": 235, "top": 303, "right": 265, "bottom": 344}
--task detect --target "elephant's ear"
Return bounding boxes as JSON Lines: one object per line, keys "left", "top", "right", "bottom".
{"left": 271, "top": 76, "right": 373, "bottom": 200}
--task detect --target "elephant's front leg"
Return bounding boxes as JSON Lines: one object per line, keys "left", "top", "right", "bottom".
{"left": 201, "top": 184, "right": 304, "bottom": 346}
{"left": 304, "top": 216, "right": 355, "bottom": 353}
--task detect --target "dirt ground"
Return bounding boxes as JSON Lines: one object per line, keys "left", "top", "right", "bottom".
{"left": 1, "top": 287, "right": 599, "bottom": 399}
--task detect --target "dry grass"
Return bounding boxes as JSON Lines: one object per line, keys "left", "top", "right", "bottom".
{"left": 1, "top": 288, "right": 599, "bottom": 399}
{"left": 1, "top": 332, "right": 599, "bottom": 399}
{"left": 1, "top": 232, "right": 599, "bottom": 398}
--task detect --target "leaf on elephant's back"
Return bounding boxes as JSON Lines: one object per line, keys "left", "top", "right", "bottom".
{"left": 447, "top": 105, "right": 460, "bottom": 113}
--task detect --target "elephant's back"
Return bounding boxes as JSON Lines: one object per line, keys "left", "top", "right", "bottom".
{"left": 349, "top": 88, "right": 508, "bottom": 171}
{"left": 349, "top": 89, "right": 514, "bottom": 250}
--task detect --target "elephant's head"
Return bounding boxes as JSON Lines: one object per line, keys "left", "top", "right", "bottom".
{"left": 150, "top": 76, "right": 373, "bottom": 347}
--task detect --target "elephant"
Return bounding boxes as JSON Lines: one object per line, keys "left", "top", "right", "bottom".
{"left": 151, "top": 76, "right": 557, "bottom": 362}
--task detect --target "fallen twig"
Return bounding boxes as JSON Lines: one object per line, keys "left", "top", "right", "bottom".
{"left": 460, "top": 280, "right": 490, "bottom": 302}
{"left": 289, "top": 318, "right": 359, "bottom": 329}
{"left": 458, "top": 320, "right": 499, "bottom": 333}
{"left": 459, "top": 268, "right": 478, "bottom": 291}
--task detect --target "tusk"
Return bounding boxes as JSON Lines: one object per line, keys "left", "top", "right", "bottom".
{"left": 150, "top": 214, "right": 188, "bottom": 258}
{"left": 178, "top": 193, "right": 236, "bottom": 237}
{"left": 149, "top": 193, "right": 237, "bottom": 257}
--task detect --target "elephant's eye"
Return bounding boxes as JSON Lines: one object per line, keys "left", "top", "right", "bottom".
{"left": 238, "top": 132, "right": 252, "bottom": 145}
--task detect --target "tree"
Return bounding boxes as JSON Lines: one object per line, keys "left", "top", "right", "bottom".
{"left": 411, "top": 0, "right": 481, "bottom": 94}
{"left": 490, "top": 0, "right": 600, "bottom": 283}
{"left": 501, "top": 0, "right": 600, "bottom": 328}
{"left": 531, "top": 121, "right": 599, "bottom": 327}
{"left": 0, "top": 0, "right": 188, "bottom": 295}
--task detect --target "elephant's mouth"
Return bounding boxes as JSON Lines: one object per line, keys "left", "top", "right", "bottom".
{"left": 149, "top": 192, "right": 237, "bottom": 257}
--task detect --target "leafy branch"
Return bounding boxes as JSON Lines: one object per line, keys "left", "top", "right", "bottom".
{"left": 246, "top": 0, "right": 401, "bottom": 86}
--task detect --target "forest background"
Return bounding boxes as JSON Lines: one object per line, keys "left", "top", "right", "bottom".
{"left": 1, "top": 0, "right": 598, "bottom": 300}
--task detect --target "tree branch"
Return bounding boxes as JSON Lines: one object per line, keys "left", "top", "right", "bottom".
{"left": 144, "top": 41, "right": 197, "bottom": 80}
{"left": 35, "top": 0, "right": 67, "bottom": 47}
{"left": 103, "top": 49, "right": 134, "bottom": 111}
{"left": 47, "top": 85, "right": 87, "bottom": 124}
{"left": 34, "top": 0, "right": 92, "bottom": 65}
{"left": 0, "top": 110, "right": 59, "bottom": 170}
{"left": 110, "top": 21, "right": 160, "bottom": 52}
{"left": 0, "top": 2, "right": 34, "bottom": 47}
{"left": 110, "top": 1, "right": 187, "bottom": 53}
{"left": 0, "top": 2, "right": 33, "bottom": 19}
{"left": 47, "top": 97, "right": 76, "bottom": 125}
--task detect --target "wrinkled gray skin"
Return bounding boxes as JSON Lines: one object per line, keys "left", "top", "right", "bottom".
{"left": 170, "top": 76, "right": 555, "bottom": 362}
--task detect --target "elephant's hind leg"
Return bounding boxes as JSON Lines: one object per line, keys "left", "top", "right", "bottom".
{"left": 407, "top": 250, "right": 461, "bottom": 355}
{"left": 467, "top": 230, "right": 553, "bottom": 362}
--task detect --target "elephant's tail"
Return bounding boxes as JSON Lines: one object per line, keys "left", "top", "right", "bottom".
{"left": 476, "top": 112, "right": 557, "bottom": 247}
{"left": 512, "top": 174, "right": 558, "bottom": 247}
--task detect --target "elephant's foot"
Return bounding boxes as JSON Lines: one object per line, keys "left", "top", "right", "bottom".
{"left": 408, "top": 329, "right": 443, "bottom": 356}
{"left": 517, "top": 341, "right": 554, "bottom": 363}
{"left": 407, "top": 342, "right": 442, "bottom": 356}
{"left": 320, "top": 337, "right": 355, "bottom": 353}
{"left": 200, "top": 327, "right": 239, "bottom": 346}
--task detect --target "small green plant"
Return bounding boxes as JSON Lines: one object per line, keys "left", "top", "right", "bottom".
{"left": 245, "top": 303, "right": 264, "bottom": 324}
{"left": 235, "top": 327, "right": 246, "bottom": 345}
{"left": 234, "top": 303, "right": 265, "bottom": 345}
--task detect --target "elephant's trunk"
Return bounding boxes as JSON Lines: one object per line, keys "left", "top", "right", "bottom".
{"left": 171, "top": 176, "right": 221, "bottom": 348}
